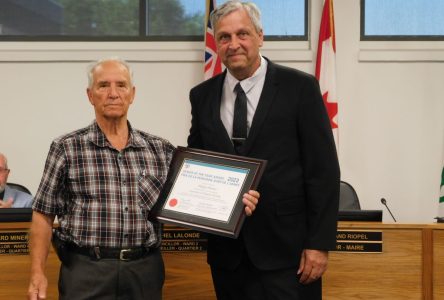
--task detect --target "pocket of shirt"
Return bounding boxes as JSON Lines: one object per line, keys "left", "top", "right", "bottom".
{"left": 138, "top": 174, "right": 166, "bottom": 210}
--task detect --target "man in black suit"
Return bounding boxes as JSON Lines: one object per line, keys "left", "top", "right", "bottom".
{"left": 187, "top": 1, "right": 340, "bottom": 299}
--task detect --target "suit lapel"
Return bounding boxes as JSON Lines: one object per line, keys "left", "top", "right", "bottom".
{"left": 243, "top": 61, "right": 278, "bottom": 155}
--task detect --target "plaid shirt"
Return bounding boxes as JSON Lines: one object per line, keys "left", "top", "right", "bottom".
{"left": 33, "top": 121, "right": 175, "bottom": 248}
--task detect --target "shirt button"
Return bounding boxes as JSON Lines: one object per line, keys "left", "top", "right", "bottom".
{"left": 124, "top": 234, "right": 129, "bottom": 238}
{"left": 125, "top": 207, "right": 129, "bottom": 211}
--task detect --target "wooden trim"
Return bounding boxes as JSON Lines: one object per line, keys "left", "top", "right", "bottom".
{"left": 0, "top": 222, "right": 31, "bottom": 230}
{"left": 338, "top": 222, "right": 444, "bottom": 230}
{"left": 422, "top": 228, "right": 433, "bottom": 300}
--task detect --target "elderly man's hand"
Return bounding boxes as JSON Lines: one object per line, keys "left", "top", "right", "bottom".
{"left": 242, "top": 190, "right": 260, "bottom": 216}
{"left": 0, "top": 198, "right": 13, "bottom": 208}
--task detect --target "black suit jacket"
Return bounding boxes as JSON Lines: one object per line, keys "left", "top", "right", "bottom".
{"left": 187, "top": 59, "right": 340, "bottom": 271}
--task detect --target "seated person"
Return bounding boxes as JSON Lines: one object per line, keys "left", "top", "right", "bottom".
{"left": 0, "top": 152, "right": 32, "bottom": 208}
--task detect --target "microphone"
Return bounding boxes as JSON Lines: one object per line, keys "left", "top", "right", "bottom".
{"left": 380, "top": 198, "right": 397, "bottom": 222}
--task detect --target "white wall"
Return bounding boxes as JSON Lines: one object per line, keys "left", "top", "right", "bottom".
{"left": 0, "top": 0, "right": 443, "bottom": 222}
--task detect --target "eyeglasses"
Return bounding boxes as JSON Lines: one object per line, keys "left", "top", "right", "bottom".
{"left": 0, "top": 168, "right": 10, "bottom": 173}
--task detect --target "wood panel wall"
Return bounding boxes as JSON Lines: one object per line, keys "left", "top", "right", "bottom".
{"left": 0, "top": 222, "right": 443, "bottom": 299}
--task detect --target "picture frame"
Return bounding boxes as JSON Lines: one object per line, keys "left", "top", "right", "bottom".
{"left": 151, "top": 147, "right": 267, "bottom": 238}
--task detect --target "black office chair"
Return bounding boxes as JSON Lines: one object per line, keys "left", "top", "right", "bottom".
{"left": 7, "top": 183, "right": 32, "bottom": 195}
{"left": 339, "top": 181, "right": 361, "bottom": 210}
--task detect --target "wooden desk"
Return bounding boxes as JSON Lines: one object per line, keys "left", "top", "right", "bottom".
{"left": 1, "top": 222, "right": 442, "bottom": 299}
{"left": 324, "top": 222, "right": 444, "bottom": 300}
{"left": 0, "top": 222, "right": 214, "bottom": 300}
{"left": 0, "top": 222, "right": 59, "bottom": 299}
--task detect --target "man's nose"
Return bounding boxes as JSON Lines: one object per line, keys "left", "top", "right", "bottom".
{"left": 228, "top": 36, "right": 240, "bottom": 49}
{"left": 108, "top": 85, "right": 119, "bottom": 98}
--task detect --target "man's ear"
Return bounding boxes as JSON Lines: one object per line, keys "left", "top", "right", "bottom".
{"left": 130, "top": 86, "right": 136, "bottom": 104}
{"left": 258, "top": 29, "right": 264, "bottom": 47}
{"left": 87, "top": 88, "right": 94, "bottom": 105}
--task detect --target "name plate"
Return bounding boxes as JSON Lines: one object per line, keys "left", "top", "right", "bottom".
{"left": 334, "top": 230, "right": 382, "bottom": 253}
{"left": 0, "top": 232, "right": 29, "bottom": 255}
{"left": 161, "top": 226, "right": 208, "bottom": 252}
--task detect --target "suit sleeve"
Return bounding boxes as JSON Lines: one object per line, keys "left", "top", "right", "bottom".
{"left": 187, "top": 88, "right": 203, "bottom": 149}
{"left": 298, "top": 75, "right": 340, "bottom": 250}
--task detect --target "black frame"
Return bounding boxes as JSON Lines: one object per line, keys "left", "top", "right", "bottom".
{"left": 338, "top": 209, "right": 383, "bottom": 222}
{"left": 151, "top": 147, "right": 266, "bottom": 238}
{"left": 0, "top": 0, "right": 308, "bottom": 42}
{"left": 0, "top": 208, "right": 32, "bottom": 222}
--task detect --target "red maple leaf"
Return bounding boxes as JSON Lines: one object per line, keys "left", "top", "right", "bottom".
{"left": 322, "top": 91, "right": 338, "bottom": 129}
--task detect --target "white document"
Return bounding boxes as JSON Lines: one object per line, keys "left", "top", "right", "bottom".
{"left": 164, "top": 159, "right": 249, "bottom": 222}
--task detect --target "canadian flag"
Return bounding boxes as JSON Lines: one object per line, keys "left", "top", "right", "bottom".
{"left": 316, "top": 0, "right": 339, "bottom": 147}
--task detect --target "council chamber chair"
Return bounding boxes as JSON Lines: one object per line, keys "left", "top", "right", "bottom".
{"left": 339, "top": 181, "right": 361, "bottom": 210}
{"left": 7, "top": 182, "right": 32, "bottom": 195}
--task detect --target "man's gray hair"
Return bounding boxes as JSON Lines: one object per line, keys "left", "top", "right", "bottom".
{"left": 87, "top": 57, "right": 134, "bottom": 88}
{"left": 210, "top": 1, "right": 262, "bottom": 34}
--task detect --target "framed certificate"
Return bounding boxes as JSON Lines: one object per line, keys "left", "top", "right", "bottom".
{"left": 151, "top": 147, "right": 267, "bottom": 238}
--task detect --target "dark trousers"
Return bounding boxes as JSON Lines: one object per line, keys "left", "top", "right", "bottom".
{"left": 58, "top": 248, "right": 164, "bottom": 300}
{"left": 210, "top": 253, "right": 322, "bottom": 300}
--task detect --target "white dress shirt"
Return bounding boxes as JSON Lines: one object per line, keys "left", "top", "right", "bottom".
{"left": 220, "top": 56, "right": 268, "bottom": 138}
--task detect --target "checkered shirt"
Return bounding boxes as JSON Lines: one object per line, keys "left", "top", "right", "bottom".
{"left": 33, "top": 121, "right": 175, "bottom": 248}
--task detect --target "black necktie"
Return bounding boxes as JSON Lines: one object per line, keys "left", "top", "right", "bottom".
{"left": 232, "top": 82, "right": 247, "bottom": 154}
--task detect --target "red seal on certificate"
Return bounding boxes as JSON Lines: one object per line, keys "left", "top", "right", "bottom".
{"left": 168, "top": 198, "right": 178, "bottom": 207}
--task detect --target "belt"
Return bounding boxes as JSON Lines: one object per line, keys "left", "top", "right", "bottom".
{"left": 67, "top": 243, "right": 153, "bottom": 261}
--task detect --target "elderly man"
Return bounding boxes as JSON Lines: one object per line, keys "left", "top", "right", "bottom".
{"left": 0, "top": 152, "right": 33, "bottom": 208}
{"left": 27, "top": 57, "right": 258, "bottom": 300}
{"left": 187, "top": 1, "right": 340, "bottom": 299}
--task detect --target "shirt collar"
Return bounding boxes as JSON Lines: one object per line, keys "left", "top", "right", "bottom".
{"left": 226, "top": 55, "right": 267, "bottom": 94}
{"left": 87, "top": 120, "right": 146, "bottom": 149}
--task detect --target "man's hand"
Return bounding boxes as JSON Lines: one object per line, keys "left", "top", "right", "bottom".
{"left": 28, "top": 272, "right": 48, "bottom": 300}
{"left": 28, "top": 274, "right": 48, "bottom": 300}
{"left": 242, "top": 190, "right": 259, "bottom": 216}
{"left": 27, "top": 211, "right": 55, "bottom": 300}
{"left": 297, "top": 249, "right": 328, "bottom": 284}
{"left": 0, "top": 198, "right": 14, "bottom": 208}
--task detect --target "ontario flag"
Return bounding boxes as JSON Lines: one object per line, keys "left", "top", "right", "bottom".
{"left": 204, "top": 0, "right": 223, "bottom": 80}
{"left": 316, "top": 0, "right": 339, "bottom": 147}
